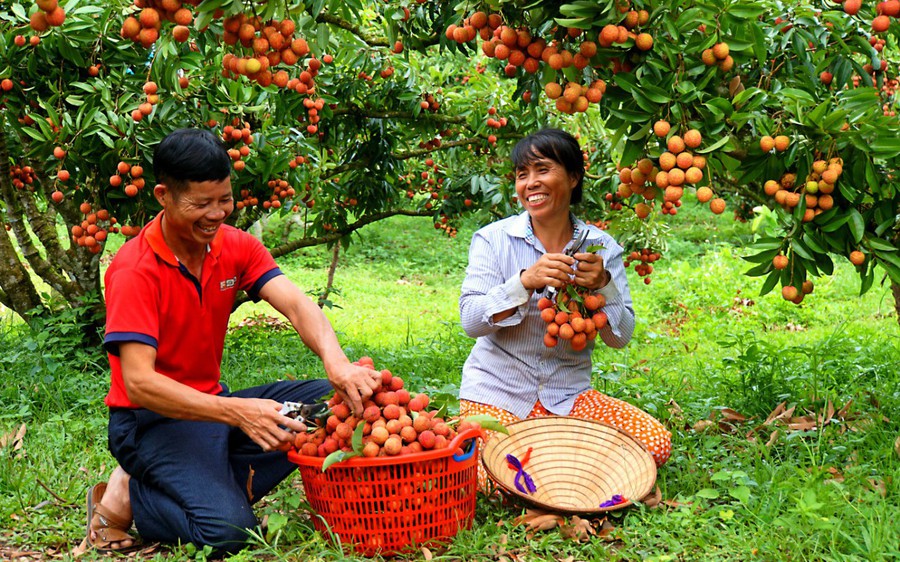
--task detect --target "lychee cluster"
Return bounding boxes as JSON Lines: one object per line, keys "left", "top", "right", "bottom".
{"left": 446, "top": 8, "right": 652, "bottom": 111}
{"left": 131, "top": 81, "right": 160, "bottom": 123}
{"left": 701, "top": 42, "right": 734, "bottom": 72}
{"left": 617, "top": 124, "right": 724, "bottom": 217}
{"left": 120, "top": 0, "right": 199, "bottom": 48}
{"left": 538, "top": 288, "right": 607, "bottom": 351}
{"left": 110, "top": 160, "right": 145, "bottom": 198}
{"left": 220, "top": 120, "right": 254, "bottom": 171}
{"left": 221, "top": 15, "right": 327, "bottom": 91}
{"left": 29, "top": 0, "right": 66, "bottom": 34}
{"left": 9, "top": 164, "right": 36, "bottom": 190}
{"left": 762, "top": 157, "right": 842, "bottom": 222}
{"left": 292, "top": 357, "right": 481, "bottom": 459}
{"left": 624, "top": 248, "right": 661, "bottom": 285}
{"left": 70, "top": 203, "right": 116, "bottom": 254}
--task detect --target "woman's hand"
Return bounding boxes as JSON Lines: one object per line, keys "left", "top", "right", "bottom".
{"left": 520, "top": 253, "right": 577, "bottom": 291}
{"left": 572, "top": 252, "right": 611, "bottom": 291}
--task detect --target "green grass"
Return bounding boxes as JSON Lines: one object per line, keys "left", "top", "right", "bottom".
{"left": 1, "top": 206, "right": 899, "bottom": 561}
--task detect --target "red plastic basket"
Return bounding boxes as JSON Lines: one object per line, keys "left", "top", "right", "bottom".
{"left": 287, "top": 428, "right": 481, "bottom": 557}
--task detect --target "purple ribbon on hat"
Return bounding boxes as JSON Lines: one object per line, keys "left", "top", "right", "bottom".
{"left": 599, "top": 494, "right": 627, "bottom": 508}
{"left": 506, "top": 453, "right": 536, "bottom": 494}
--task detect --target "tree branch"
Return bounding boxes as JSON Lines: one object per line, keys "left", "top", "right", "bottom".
{"left": 331, "top": 106, "right": 468, "bottom": 124}
{"left": 270, "top": 208, "right": 433, "bottom": 258}
{"left": 316, "top": 13, "right": 389, "bottom": 47}
{"left": 394, "top": 137, "right": 482, "bottom": 159}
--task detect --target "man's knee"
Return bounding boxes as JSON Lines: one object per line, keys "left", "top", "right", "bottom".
{"left": 190, "top": 507, "right": 258, "bottom": 553}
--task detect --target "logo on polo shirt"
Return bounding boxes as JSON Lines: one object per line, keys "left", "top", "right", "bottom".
{"left": 220, "top": 277, "right": 237, "bottom": 291}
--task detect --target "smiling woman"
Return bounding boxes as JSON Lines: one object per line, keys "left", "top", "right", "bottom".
{"left": 458, "top": 129, "right": 671, "bottom": 485}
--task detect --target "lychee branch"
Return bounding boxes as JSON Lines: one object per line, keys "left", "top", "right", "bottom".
{"left": 269, "top": 208, "right": 434, "bottom": 259}
{"left": 315, "top": 12, "right": 389, "bottom": 48}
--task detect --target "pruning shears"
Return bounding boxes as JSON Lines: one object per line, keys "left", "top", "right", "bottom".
{"left": 544, "top": 227, "right": 590, "bottom": 301}
{"left": 278, "top": 401, "right": 330, "bottom": 426}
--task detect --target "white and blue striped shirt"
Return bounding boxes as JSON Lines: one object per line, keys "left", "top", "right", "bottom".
{"left": 459, "top": 211, "right": 635, "bottom": 419}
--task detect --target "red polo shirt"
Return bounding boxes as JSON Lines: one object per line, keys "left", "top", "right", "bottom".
{"left": 103, "top": 212, "right": 282, "bottom": 408}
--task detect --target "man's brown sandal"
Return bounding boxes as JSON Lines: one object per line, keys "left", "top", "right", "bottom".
{"left": 86, "top": 482, "right": 141, "bottom": 553}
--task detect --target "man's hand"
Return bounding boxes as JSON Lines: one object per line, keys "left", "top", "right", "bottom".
{"left": 227, "top": 397, "right": 308, "bottom": 452}
{"left": 326, "top": 362, "right": 382, "bottom": 416}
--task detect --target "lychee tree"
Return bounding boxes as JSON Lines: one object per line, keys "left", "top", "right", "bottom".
{"left": 2, "top": 0, "right": 900, "bottom": 333}
{"left": 0, "top": 0, "right": 536, "bottom": 332}
{"left": 436, "top": 0, "right": 900, "bottom": 323}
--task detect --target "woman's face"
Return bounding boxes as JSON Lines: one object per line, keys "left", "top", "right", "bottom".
{"left": 515, "top": 154, "right": 578, "bottom": 221}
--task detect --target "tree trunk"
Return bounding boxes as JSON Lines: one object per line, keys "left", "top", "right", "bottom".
{"left": 318, "top": 243, "right": 341, "bottom": 308}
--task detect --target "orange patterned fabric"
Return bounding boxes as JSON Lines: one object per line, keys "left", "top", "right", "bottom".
{"left": 461, "top": 391, "right": 671, "bottom": 489}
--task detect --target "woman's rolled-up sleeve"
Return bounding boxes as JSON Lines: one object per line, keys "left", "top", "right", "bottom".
{"left": 459, "top": 233, "right": 530, "bottom": 338}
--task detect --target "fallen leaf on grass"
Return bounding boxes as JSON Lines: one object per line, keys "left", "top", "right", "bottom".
{"left": 421, "top": 546, "right": 432, "bottom": 560}
{"left": 895, "top": 435, "right": 900, "bottom": 459}
{"left": 662, "top": 499, "right": 692, "bottom": 509}
{"left": 559, "top": 515, "right": 594, "bottom": 542}
{"left": 0, "top": 424, "right": 26, "bottom": 450}
{"left": 867, "top": 479, "right": 887, "bottom": 497}
{"left": 597, "top": 517, "right": 617, "bottom": 540}
{"left": 823, "top": 466, "right": 844, "bottom": 484}
{"left": 692, "top": 419, "right": 715, "bottom": 432}
{"left": 513, "top": 509, "right": 565, "bottom": 533}
{"left": 639, "top": 486, "right": 662, "bottom": 508}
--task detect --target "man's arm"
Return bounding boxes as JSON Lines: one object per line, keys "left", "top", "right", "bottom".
{"left": 119, "top": 342, "right": 304, "bottom": 451}
{"left": 258, "top": 275, "right": 381, "bottom": 415}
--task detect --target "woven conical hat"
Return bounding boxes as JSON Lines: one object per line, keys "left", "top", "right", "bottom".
{"left": 482, "top": 416, "right": 657, "bottom": 514}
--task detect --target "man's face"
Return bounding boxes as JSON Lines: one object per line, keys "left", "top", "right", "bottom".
{"left": 157, "top": 178, "right": 234, "bottom": 251}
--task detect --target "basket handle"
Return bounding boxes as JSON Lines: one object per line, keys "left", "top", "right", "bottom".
{"left": 450, "top": 428, "right": 482, "bottom": 462}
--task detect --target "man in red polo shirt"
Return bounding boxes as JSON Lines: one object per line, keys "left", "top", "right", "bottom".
{"left": 85, "top": 128, "right": 382, "bottom": 555}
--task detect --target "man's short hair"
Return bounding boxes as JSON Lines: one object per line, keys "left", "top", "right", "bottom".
{"left": 153, "top": 128, "right": 232, "bottom": 199}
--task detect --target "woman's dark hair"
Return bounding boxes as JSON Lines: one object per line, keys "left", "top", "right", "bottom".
{"left": 153, "top": 128, "right": 232, "bottom": 198}
{"left": 510, "top": 128, "right": 585, "bottom": 204}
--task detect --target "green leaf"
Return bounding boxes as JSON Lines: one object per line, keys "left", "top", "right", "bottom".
{"left": 777, "top": 88, "right": 815, "bottom": 103}
{"left": 554, "top": 17, "right": 591, "bottom": 28}
{"left": 20, "top": 127, "right": 47, "bottom": 142}
{"left": 11, "top": 2, "right": 27, "bottom": 20}
{"left": 803, "top": 100, "right": 830, "bottom": 128}
{"left": 791, "top": 239, "right": 815, "bottom": 261}
{"left": 265, "top": 513, "right": 288, "bottom": 542}
{"left": 584, "top": 244, "right": 606, "bottom": 253}
{"left": 462, "top": 414, "right": 509, "bottom": 434}
{"left": 848, "top": 209, "right": 865, "bottom": 244}
{"left": 820, "top": 214, "right": 851, "bottom": 233}
{"left": 727, "top": 4, "right": 766, "bottom": 19}
{"left": 730, "top": 485, "right": 751, "bottom": 503}
{"left": 696, "top": 135, "right": 732, "bottom": 154}
{"left": 814, "top": 252, "right": 834, "bottom": 276}
{"left": 695, "top": 488, "right": 720, "bottom": 499}
{"left": 750, "top": 23, "right": 767, "bottom": 67}
{"left": 870, "top": 137, "right": 900, "bottom": 159}
{"left": 351, "top": 420, "right": 365, "bottom": 454}
{"left": 868, "top": 238, "right": 897, "bottom": 252}
{"left": 749, "top": 237, "right": 786, "bottom": 251}
{"left": 760, "top": 270, "right": 780, "bottom": 296}
{"left": 322, "top": 449, "right": 358, "bottom": 471}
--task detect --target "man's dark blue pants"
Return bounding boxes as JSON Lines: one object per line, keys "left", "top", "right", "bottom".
{"left": 107, "top": 379, "right": 332, "bottom": 555}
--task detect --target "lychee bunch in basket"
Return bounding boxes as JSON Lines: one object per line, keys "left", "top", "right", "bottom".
{"left": 538, "top": 285, "right": 607, "bottom": 351}
{"left": 291, "top": 356, "right": 482, "bottom": 460}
